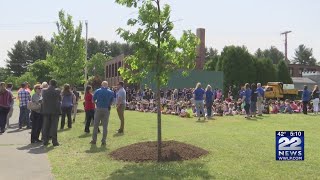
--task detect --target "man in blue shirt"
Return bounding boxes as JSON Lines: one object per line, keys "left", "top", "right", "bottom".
{"left": 302, "top": 85, "right": 310, "bottom": 115}
{"left": 256, "top": 83, "right": 265, "bottom": 116}
{"left": 193, "top": 82, "right": 205, "bottom": 120}
{"left": 90, "top": 81, "right": 114, "bottom": 146}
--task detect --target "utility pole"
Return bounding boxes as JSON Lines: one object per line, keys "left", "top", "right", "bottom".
{"left": 84, "top": 20, "right": 88, "bottom": 90}
{"left": 280, "top": 30, "right": 292, "bottom": 62}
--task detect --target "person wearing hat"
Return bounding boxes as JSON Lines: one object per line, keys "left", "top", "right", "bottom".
{"left": 116, "top": 81, "right": 126, "bottom": 134}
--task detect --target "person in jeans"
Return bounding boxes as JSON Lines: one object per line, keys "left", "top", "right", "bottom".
{"left": 193, "top": 82, "right": 205, "bottom": 121}
{"left": 250, "top": 83, "right": 258, "bottom": 117}
{"left": 116, "top": 81, "right": 126, "bottom": 133}
{"left": 84, "top": 85, "right": 95, "bottom": 133}
{"left": 6, "top": 83, "right": 14, "bottom": 128}
{"left": 18, "top": 83, "right": 31, "bottom": 129}
{"left": 311, "top": 85, "right": 320, "bottom": 114}
{"left": 0, "top": 82, "right": 13, "bottom": 133}
{"left": 90, "top": 81, "right": 113, "bottom": 146}
{"left": 41, "top": 79, "right": 61, "bottom": 146}
{"left": 72, "top": 86, "right": 80, "bottom": 123}
{"left": 205, "top": 85, "right": 214, "bottom": 119}
{"left": 256, "top": 83, "right": 264, "bottom": 116}
{"left": 60, "top": 84, "right": 76, "bottom": 129}
{"left": 302, "top": 85, "right": 310, "bottom": 115}
{"left": 30, "top": 84, "right": 43, "bottom": 143}
{"left": 242, "top": 83, "right": 252, "bottom": 119}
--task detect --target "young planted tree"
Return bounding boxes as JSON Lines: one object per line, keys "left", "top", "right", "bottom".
{"left": 47, "top": 10, "right": 85, "bottom": 85}
{"left": 115, "top": 0, "right": 199, "bottom": 161}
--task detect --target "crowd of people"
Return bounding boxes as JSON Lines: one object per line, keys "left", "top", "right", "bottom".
{"left": 0, "top": 79, "right": 319, "bottom": 146}
{"left": 0, "top": 80, "right": 126, "bottom": 147}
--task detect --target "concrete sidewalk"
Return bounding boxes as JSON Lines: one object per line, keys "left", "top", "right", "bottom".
{"left": 0, "top": 105, "right": 53, "bottom": 180}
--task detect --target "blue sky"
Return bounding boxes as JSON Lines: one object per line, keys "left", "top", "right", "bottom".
{"left": 0, "top": 0, "right": 319, "bottom": 67}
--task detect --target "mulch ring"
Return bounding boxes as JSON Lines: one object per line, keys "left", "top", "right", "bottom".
{"left": 109, "top": 140, "right": 208, "bottom": 162}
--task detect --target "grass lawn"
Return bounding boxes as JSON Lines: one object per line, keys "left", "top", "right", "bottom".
{"left": 46, "top": 107, "right": 320, "bottom": 180}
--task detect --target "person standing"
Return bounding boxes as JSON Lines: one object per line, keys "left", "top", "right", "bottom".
{"left": 302, "top": 85, "right": 310, "bottom": 115}
{"left": 60, "top": 84, "right": 76, "bottom": 129}
{"left": 311, "top": 85, "right": 320, "bottom": 114}
{"left": 41, "top": 80, "right": 61, "bottom": 146}
{"left": 116, "top": 81, "right": 126, "bottom": 134}
{"left": 18, "top": 83, "right": 31, "bottom": 129}
{"left": 30, "top": 84, "right": 43, "bottom": 143}
{"left": 250, "top": 83, "right": 258, "bottom": 117}
{"left": 90, "top": 81, "right": 113, "bottom": 146}
{"left": 193, "top": 82, "right": 205, "bottom": 121}
{"left": 205, "top": 85, "right": 214, "bottom": 119}
{"left": 72, "top": 86, "right": 80, "bottom": 123}
{"left": 0, "top": 82, "right": 13, "bottom": 133}
{"left": 84, "top": 85, "right": 95, "bottom": 133}
{"left": 242, "top": 83, "right": 252, "bottom": 119}
{"left": 256, "top": 83, "right": 264, "bottom": 116}
{"left": 6, "top": 83, "right": 14, "bottom": 128}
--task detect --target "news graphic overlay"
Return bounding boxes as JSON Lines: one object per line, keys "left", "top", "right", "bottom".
{"left": 276, "top": 131, "right": 304, "bottom": 161}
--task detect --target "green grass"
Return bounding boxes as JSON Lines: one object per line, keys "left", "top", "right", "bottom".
{"left": 46, "top": 108, "right": 320, "bottom": 180}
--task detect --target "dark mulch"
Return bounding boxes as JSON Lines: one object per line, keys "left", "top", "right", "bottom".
{"left": 110, "top": 141, "right": 209, "bottom": 162}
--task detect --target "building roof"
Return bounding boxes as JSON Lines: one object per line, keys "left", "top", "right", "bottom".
{"left": 292, "top": 77, "right": 317, "bottom": 84}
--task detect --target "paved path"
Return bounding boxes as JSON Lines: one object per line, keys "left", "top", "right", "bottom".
{"left": 0, "top": 104, "right": 53, "bottom": 180}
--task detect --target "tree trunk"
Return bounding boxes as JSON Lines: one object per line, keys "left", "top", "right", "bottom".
{"left": 156, "top": 78, "right": 162, "bottom": 162}
{"left": 156, "top": 0, "right": 162, "bottom": 162}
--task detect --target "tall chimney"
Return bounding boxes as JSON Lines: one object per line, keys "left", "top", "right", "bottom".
{"left": 195, "top": 28, "right": 205, "bottom": 70}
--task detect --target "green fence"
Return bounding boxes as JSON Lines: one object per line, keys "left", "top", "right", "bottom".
{"left": 141, "top": 70, "right": 223, "bottom": 90}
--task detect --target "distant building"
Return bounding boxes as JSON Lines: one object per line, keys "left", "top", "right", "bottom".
{"left": 105, "top": 28, "right": 207, "bottom": 87}
{"left": 287, "top": 64, "right": 320, "bottom": 77}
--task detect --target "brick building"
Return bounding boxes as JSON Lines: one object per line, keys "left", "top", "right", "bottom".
{"left": 105, "top": 28, "right": 206, "bottom": 87}
{"left": 287, "top": 64, "right": 320, "bottom": 77}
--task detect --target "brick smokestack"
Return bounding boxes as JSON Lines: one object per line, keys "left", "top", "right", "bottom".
{"left": 195, "top": 28, "right": 205, "bottom": 70}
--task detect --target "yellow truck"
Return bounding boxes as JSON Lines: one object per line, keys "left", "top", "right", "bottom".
{"left": 264, "top": 82, "right": 298, "bottom": 100}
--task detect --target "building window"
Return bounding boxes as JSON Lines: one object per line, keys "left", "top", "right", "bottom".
{"left": 109, "top": 65, "right": 111, "bottom": 78}
{"left": 106, "top": 66, "right": 109, "bottom": 78}
{"left": 118, "top": 62, "right": 122, "bottom": 76}
{"left": 289, "top": 67, "right": 293, "bottom": 76}
{"left": 112, "top": 64, "right": 115, "bottom": 77}
{"left": 115, "top": 63, "right": 118, "bottom": 77}
{"left": 299, "top": 68, "right": 304, "bottom": 76}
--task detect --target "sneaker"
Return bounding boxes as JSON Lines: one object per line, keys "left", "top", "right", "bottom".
{"left": 90, "top": 140, "right": 96, "bottom": 145}
{"left": 53, "top": 142, "right": 60, "bottom": 146}
{"left": 101, "top": 142, "right": 106, "bottom": 146}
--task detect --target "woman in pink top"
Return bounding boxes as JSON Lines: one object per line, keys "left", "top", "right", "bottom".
{"left": 0, "top": 82, "right": 13, "bottom": 133}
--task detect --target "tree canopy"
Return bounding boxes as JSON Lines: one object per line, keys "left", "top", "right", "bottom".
{"left": 292, "top": 44, "right": 317, "bottom": 65}
{"left": 47, "top": 10, "right": 86, "bottom": 86}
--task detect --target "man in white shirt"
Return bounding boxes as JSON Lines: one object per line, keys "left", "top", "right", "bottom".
{"left": 116, "top": 81, "right": 126, "bottom": 133}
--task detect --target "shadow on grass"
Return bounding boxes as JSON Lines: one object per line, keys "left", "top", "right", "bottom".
{"left": 113, "top": 133, "right": 124, "bottom": 137}
{"left": 85, "top": 144, "right": 107, "bottom": 153}
{"left": 78, "top": 133, "right": 91, "bottom": 138}
{"left": 196, "top": 120, "right": 209, "bottom": 123}
{"left": 58, "top": 128, "right": 71, "bottom": 132}
{"left": 17, "top": 143, "right": 54, "bottom": 154}
{"left": 107, "top": 162, "right": 214, "bottom": 180}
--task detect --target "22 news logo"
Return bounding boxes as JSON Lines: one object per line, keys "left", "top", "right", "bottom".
{"left": 276, "top": 131, "right": 304, "bottom": 161}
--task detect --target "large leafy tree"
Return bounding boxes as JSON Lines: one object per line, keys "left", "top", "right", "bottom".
{"left": 254, "top": 46, "right": 284, "bottom": 64}
{"left": 87, "top": 38, "right": 100, "bottom": 59}
{"left": 87, "top": 53, "right": 110, "bottom": 77}
{"left": 27, "top": 36, "right": 52, "bottom": 63}
{"left": 254, "top": 58, "right": 277, "bottom": 85}
{"left": 48, "top": 10, "right": 86, "bottom": 86}
{"left": 115, "top": 0, "right": 199, "bottom": 161}
{"left": 0, "top": 67, "right": 10, "bottom": 81}
{"left": 277, "top": 60, "right": 293, "bottom": 83}
{"left": 6, "top": 41, "right": 29, "bottom": 76}
{"left": 219, "top": 46, "right": 256, "bottom": 93}
{"left": 28, "top": 60, "right": 53, "bottom": 83}
{"left": 204, "top": 47, "right": 219, "bottom": 71}
{"left": 292, "top": 44, "right": 317, "bottom": 65}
